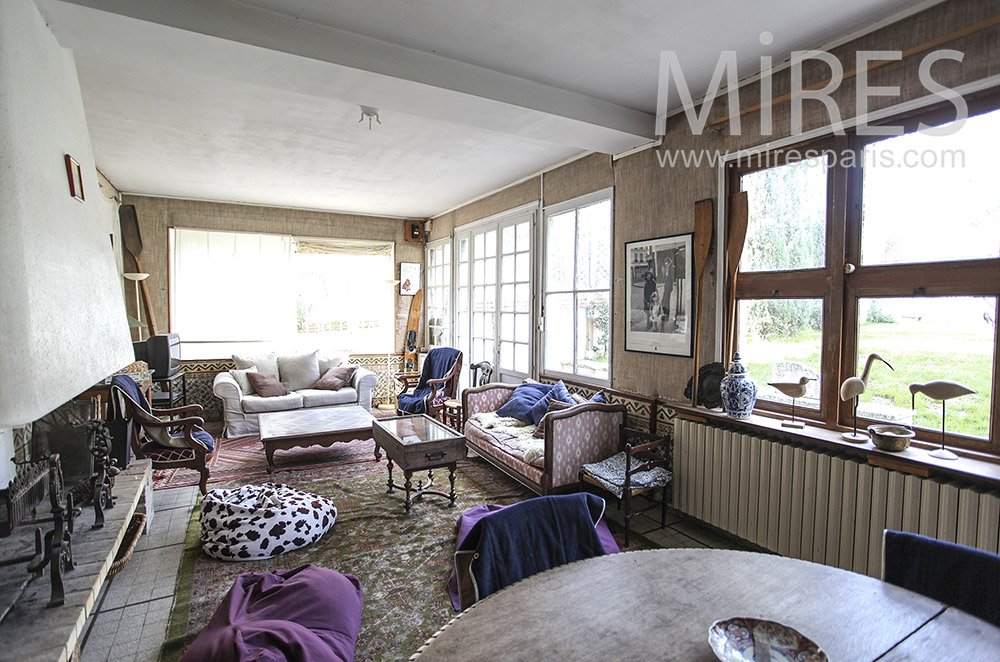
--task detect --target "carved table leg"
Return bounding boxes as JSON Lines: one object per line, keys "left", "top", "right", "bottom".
{"left": 448, "top": 464, "right": 457, "bottom": 506}
{"left": 374, "top": 443, "right": 382, "bottom": 461}
{"left": 265, "top": 446, "right": 276, "bottom": 474}
{"left": 386, "top": 458, "right": 395, "bottom": 493}
{"left": 403, "top": 471, "right": 413, "bottom": 513}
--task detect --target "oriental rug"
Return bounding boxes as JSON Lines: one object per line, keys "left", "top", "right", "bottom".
{"left": 161, "top": 453, "right": 537, "bottom": 662}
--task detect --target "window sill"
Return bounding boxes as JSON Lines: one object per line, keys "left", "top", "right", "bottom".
{"left": 669, "top": 402, "right": 1000, "bottom": 489}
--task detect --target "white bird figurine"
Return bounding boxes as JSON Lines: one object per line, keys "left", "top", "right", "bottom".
{"left": 840, "top": 353, "right": 893, "bottom": 441}
{"left": 909, "top": 380, "right": 976, "bottom": 461}
{"left": 768, "top": 376, "right": 814, "bottom": 428}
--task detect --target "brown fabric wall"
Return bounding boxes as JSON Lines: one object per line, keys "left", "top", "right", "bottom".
{"left": 428, "top": 178, "right": 541, "bottom": 241}
{"left": 122, "top": 196, "right": 423, "bottom": 352}
{"left": 543, "top": 153, "right": 614, "bottom": 207}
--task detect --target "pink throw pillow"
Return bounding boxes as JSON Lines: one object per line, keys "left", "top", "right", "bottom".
{"left": 533, "top": 400, "right": 575, "bottom": 438}
{"left": 314, "top": 366, "right": 357, "bottom": 391}
{"left": 247, "top": 372, "right": 290, "bottom": 397}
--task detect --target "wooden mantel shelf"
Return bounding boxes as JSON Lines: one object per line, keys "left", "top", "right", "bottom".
{"left": 0, "top": 460, "right": 151, "bottom": 661}
{"left": 668, "top": 402, "right": 1000, "bottom": 489}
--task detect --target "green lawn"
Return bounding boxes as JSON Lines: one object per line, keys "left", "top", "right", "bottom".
{"left": 740, "top": 320, "right": 992, "bottom": 438}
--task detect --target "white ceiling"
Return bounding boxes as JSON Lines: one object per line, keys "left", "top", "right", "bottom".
{"left": 38, "top": 0, "right": 926, "bottom": 218}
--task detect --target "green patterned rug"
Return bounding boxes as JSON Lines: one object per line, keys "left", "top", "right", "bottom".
{"left": 162, "top": 441, "right": 537, "bottom": 662}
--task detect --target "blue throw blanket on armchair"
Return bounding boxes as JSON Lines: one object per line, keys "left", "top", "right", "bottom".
{"left": 396, "top": 347, "right": 460, "bottom": 414}
{"left": 457, "top": 493, "right": 607, "bottom": 602}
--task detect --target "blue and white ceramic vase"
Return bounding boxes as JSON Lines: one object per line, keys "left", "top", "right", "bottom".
{"left": 720, "top": 352, "right": 757, "bottom": 420}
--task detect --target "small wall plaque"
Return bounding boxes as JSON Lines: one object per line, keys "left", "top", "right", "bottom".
{"left": 65, "top": 154, "right": 84, "bottom": 202}
{"left": 405, "top": 220, "right": 424, "bottom": 242}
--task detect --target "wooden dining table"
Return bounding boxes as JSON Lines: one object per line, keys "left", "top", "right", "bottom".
{"left": 411, "top": 548, "right": 1000, "bottom": 661}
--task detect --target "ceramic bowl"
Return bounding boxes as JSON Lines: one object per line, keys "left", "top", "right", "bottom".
{"left": 708, "top": 617, "right": 828, "bottom": 662}
{"left": 867, "top": 424, "right": 915, "bottom": 452}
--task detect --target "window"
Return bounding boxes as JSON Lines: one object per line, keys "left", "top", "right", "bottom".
{"left": 425, "top": 239, "right": 451, "bottom": 348}
{"left": 171, "top": 229, "right": 393, "bottom": 358}
{"left": 454, "top": 206, "right": 534, "bottom": 384}
{"left": 542, "top": 190, "right": 612, "bottom": 383}
{"left": 728, "top": 97, "right": 1000, "bottom": 454}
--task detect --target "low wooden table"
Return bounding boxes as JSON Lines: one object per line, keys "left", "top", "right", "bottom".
{"left": 258, "top": 406, "right": 375, "bottom": 473}
{"left": 372, "top": 414, "right": 467, "bottom": 512}
{"left": 412, "top": 548, "right": 1000, "bottom": 661}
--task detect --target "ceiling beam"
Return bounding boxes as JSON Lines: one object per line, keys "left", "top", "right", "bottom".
{"left": 44, "top": 0, "right": 655, "bottom": 153}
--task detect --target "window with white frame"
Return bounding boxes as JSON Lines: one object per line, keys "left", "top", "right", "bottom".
{"left": 425, "top": 239, "right": 451, "bottom": 349}
{"left": 454, "top": 206, "right": 535, "bottom": 384}
{"left": 542, "top": 190, "right": 612, "bottom": 383}
{"left": 170, "top": 229, "right": 394, "bottom": 358}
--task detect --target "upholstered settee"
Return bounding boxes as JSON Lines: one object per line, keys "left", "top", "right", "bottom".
{"left": 462, "top": 383, "right": 626, "bottom": 495}
{"left": 212, "top": 351, "right": 377, "bottom": 437}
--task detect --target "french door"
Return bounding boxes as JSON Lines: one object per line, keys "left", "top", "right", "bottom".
{"left": 454, "top": 206, "right": 535, "bottom": 386}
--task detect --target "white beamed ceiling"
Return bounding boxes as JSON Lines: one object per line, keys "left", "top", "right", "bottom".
{"left": 38, "top": 0, "right": 926, "bottom": 217}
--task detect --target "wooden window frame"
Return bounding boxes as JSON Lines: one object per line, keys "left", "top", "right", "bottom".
{"left": 726, "top": 91, "right": 1000, "bottom": 456}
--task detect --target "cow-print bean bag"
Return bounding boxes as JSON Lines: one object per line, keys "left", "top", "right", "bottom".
{"left": 200, "top": 483, "right": 337, "bottom": 561}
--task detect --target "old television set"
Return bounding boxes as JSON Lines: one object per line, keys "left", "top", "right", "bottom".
{"left": 143, "top": 333, "right": 181, "bottom": 379}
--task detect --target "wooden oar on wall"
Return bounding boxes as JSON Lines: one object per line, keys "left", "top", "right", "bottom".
{"left": 690, "top": 199, "right": 714, "bottom": 406}
{"left": 725, "top": 192, "right": 749, "bottom": 366}
{"left": 119, "top": 205, "right": 158, "bottom": 336}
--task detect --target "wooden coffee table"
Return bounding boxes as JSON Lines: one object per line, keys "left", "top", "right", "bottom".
{"left": 371, "top": 414, "right": 467, "bottom": 512}
{"left": 258, "top": 405, "right": 375, "bottom": 473}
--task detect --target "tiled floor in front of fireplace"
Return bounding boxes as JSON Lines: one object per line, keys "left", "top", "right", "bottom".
{"left": 77, "top": 483, "right": 747, "bottom": 661}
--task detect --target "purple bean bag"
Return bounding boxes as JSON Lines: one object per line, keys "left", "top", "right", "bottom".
{"left": 180, "top": 564, "right": 363, "bottom": 662}
{"left": 447, "top": 501, "right": 620, "bottom": 610}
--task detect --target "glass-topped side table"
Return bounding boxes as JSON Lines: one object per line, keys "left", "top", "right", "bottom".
{"left": 372, "top": 414, "right": 467, "bottom": 512}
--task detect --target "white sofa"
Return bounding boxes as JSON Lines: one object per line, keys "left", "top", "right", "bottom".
{"left": 212, "top": 350, "right": 378, "bottom": 437}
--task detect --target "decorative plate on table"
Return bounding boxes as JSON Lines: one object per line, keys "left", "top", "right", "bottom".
{"left": 708, "top": 617, "right": 828, "bottom": 662}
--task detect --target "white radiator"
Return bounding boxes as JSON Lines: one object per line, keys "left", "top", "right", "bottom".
{"left": 673, "top": 420, "right": 1000, "bottom": 578}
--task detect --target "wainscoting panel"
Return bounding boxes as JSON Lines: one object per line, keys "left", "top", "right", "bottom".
{"left": 673, "top": 419, "right": 1000, "bottom": 578}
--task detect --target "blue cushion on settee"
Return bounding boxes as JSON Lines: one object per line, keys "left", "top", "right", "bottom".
{"left": 496, "top": 382, "right": 554, "bottom": 424}
{"left": 527, "top": 380, "right": 574, "bottom": 426}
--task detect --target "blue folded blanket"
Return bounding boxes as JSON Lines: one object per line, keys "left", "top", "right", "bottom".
{"left": 457, "top": 493, "right": 607, "bottom": 601}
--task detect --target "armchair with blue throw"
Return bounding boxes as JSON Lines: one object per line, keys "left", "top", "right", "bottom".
{"left": 395, "top": 347, "right": 462, "bottom": 419}
{"left": 452, "top": 494, "right": 612, "bottom": 610}
{"left": 108, "top": 374, "right": 217, "bottom": 494}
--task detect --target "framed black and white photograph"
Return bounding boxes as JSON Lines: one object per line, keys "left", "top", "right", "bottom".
{"left": 625, "top": 233, "right": 692, "bottom": 356}
{"left": 399, "top": 262, "right": 420, "bottom": 295}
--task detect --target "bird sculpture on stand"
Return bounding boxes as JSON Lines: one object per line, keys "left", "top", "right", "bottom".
{"left": 767, "top": 376, "right": 814, "bottom": 428}
{"left": 909, "top": 380, "right": 976, "bottom": 461}
{"left": 840, "top": 353, "right": 893, "bottom": 442}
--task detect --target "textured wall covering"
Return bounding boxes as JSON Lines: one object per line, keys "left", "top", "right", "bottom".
{"left": 422, "top": 0, "right": 998, "bottom": 411}
{"left": 428, "top": 178, "right": 541, "bottom": 241}
{"left": 543, "top": 153, "right": 614, "bottom": 208}
{"left": 122, "top": 196, "right": 425, "bottom": 351}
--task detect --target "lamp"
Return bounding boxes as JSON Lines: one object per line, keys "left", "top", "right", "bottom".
{"left": 123, "top": 273, "right": 149, "bottom": 342}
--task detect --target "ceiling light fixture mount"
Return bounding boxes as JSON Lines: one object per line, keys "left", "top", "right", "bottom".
{"left": 359, "top": 106, "right": 381, "bottom": 130}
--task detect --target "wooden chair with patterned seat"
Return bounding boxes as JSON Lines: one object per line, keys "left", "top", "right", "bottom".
{"left": 108, "top": 374, "right": 218, "bottom": 494}
{"left": 579, "top": 425, "right": 672, "bottom": 546}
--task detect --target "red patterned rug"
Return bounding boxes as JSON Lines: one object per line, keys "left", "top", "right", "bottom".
{"left": 152, "top": 434, "right": 380, "bottom": 490}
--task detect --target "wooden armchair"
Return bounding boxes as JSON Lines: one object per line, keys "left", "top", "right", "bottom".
{"left": 579, "top": 425, "right": 672, "bottom": 546}
{"left": 395, "top": 348, "right": 463, "bottom": 419}
{"left": 109, "top": 375, "right": 217, "bottom": 494}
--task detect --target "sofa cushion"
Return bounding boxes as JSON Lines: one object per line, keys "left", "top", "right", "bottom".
{"left": 242, "top": 392, "right": 303, "bottom": 413}
{"left": 233, "top": 351, "right": 279, "bottom": 378}
{"left": 314, "top": 365, "right": 357, "bottom": 391}
{"left": 279, "top": 350, "right": 321, "bottom": 391}
{"left": 590, "top": 390, "right": 608, "bottom": 404}
{"left": 495, "top": 382, "right": 554, "bottom": 424}
{"left": 299, "top": 388, "right": 359, "bottom": 408}
{"left": 229, "top": 367, "right": 258, "bottom": 395}
{"left": 319, "top": 351, "right": 351, "bottom": 374}
{"left": 527, "top": 380, "right": 573, "bottom": 426}
{"left": 247, "top": 372, "right": 291, "bottom": 397}
{"left": 533, "top": 399, "right": 574, "bottom": 438}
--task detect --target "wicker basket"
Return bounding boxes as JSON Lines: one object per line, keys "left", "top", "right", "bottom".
{"left": 108, "top": 512, "right": 146, "bottom": 578}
